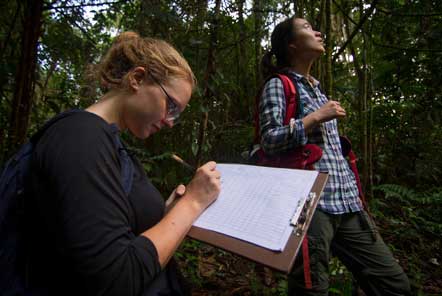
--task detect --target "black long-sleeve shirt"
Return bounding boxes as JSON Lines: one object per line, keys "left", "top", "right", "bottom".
{"left": 27, "top": 111, "right": 178, "bottom": 295}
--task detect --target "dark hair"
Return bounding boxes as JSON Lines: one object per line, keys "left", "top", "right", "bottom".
{"left": 260, "top": 16, "right": 296, "bottom": 78}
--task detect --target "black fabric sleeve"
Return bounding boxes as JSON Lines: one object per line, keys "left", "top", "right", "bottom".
{"left": 34, "top": 113, "right": 162, "bottom": 296}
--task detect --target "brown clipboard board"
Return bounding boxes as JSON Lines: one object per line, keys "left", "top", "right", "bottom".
{"left": 187, "top": 172, "right": 328, "bottom": 274}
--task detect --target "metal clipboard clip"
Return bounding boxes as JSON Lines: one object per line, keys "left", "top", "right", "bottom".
{"left": 290, "top": 192, "right": 316, "bottom": 236}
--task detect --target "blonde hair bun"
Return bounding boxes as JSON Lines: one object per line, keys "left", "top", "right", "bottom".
{"left": 114, "top": 31, "right": 140, "bottom": 44}
{"left": 96, "top": 31, "right": 195, "bottom": 91}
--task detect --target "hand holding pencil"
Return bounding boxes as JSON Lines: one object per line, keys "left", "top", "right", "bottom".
{"left": 186, "top": 161, "right": 221, "bottom": 210}
{"left": 171, "top": 154, "right": 196, "bottom": 173}
{"left": 168, "top": 154, "right": 221, "bottom": 211}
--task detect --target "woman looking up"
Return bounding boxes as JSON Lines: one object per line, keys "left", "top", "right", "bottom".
{"left": 259, "top": 17, "right": 410, "bottom": 295}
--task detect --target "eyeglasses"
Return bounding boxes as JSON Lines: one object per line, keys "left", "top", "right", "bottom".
{"left": 149, "top": 74, "right": 181, "bottom": 123}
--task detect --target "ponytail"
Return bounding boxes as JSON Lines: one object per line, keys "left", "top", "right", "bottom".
{"left": 260, "top": 16, "right": 296, "bottom": 79}
{"left": 260, "top": 50, "right": 278, "bottom": 79}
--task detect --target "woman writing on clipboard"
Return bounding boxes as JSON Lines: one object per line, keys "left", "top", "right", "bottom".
{"left": 24, "top": 32, "right": 220, "bottom": 295}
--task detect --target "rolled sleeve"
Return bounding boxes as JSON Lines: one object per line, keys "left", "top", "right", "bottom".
{"left": 132, "top": 235, "right": 162, "bottom": 281}
{"left": 294, "top": 118, "right": 308, "bottom": 146}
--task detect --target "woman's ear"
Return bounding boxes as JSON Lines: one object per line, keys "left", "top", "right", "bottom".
{"left": 288, "top": 43, "right": 297, "bottom": 50}
{"left": 288, "top": 43, "right": 298, "bottom": 56}
{"left": 128, "top": 67, "right": 146, "bottom": 91}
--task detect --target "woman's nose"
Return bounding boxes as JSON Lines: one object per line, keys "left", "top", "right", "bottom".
{"left": 161, "top": 119, "right": 174, "bottom": 128}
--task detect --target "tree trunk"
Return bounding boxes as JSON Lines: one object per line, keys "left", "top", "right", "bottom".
{"left": 195, "top": 0, "right": 208, "bottom": 82}
{"left": 312, "top": 0, "right": 326, "bottom": 81}
{"left": 333, "top": 0, "right": 378, "bottom": 60}
{"left": 8, "top": 0, "right": 44, "bottom": 151}
{"left": 138, "top": 0, "right": 166, "bottom": 38}
{"left": 253, "top": 0, "right": 262, "bottom": 88}
{"left": 343, "top": 4, "right": 369, "bottom": 192}
{"left": 195, "top": 0, "right": 221, "bottom": 167}
{"left": 369, "top": 69, "right": 374, "bottom": 198}
{"left": 236, "top": 0, "right": 249, "bottom": 117}
{"left": 358, "top": 1, "right": 369, "bottom": 193}
{"left": 0, "top": 2, "right": 21, "bottom": 62}
{"left": 308, "top": 0, "right": 316, "bottom": 22}
{"left": 361, "top": 39, "right": 369, "bottom": 193}
{"left": 137, "top": 0, "right": 151, "bottom": 36}
{"left": 324, "top": 0, "right": 333, "bottom": 97}
{"left": 294, "top": 0, "right": 305, "bottom": 17}
{"left": 0, "top": 2, "right": 21, "bottom": 160}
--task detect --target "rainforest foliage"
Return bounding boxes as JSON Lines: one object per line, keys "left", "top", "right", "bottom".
{"left": 1, "top": 0, "right": 441, "bottom": 294}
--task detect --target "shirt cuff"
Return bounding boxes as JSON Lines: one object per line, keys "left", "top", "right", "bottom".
{"left": 294, "top": 119, "right": 308, "bottom": 145}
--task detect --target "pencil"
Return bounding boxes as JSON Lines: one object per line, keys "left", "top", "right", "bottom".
{"left": 171, "top": 154, "right": 196, "bottom": 173}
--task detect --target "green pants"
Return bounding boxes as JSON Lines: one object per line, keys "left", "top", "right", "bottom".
{"left": 288, "top": 210, "right": 411, "bottom": 295}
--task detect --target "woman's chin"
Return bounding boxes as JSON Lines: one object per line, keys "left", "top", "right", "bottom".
{"left": 143, "top": 125, "right": 160, "bottom": 138}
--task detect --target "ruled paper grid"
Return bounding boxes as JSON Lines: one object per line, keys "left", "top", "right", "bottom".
{"left": 193, "top": 164, "right": 318, "bottom": 251}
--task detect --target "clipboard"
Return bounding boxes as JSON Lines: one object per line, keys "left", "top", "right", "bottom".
{"left": 187, "top": 172, "right": 328, "bottom": 274}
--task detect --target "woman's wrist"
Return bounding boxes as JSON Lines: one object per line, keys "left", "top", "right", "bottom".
{"left": 302, "top": 112, "right": 321, "bottom": 132}
{"left": 310, "top": 112, "right": 322, "bottom": 124}
{"left": 175, "top": 193, "right": 206, "bottom": 217}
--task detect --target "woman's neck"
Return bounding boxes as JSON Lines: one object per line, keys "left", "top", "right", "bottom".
{"left": 86, "top": 90, "right": 126, "bottom": 130}
{"left": 289, "top": 59, "right": 313, "bottom": 78}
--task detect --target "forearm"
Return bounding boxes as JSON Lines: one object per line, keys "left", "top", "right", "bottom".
{"left": 302, "top": 100, "right": 345, "bottom": 133}
{"left": 302, "top": 112, "right": 320, "bottom": 134}
{"left": 142, "top": 194, "right": 203, "bottom": 268}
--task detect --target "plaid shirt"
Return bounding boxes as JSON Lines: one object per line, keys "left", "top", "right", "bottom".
{"left": 259, "top": 71, "right": 363, "bottom": 214}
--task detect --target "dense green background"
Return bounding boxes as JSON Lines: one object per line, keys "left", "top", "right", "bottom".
{"left": 1, "top": 0, "right": 441, "bottom": 294}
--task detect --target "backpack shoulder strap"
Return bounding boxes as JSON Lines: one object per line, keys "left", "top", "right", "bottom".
{"left": 30, "top": 110, "right": 134, "bottom": 196}
{"left": 116, "top": 139, "right": 134, "bottom": 196}
{"left": 30, "top": 109, "right": 83, "bottom": 143}
{"left": 108, "top": 125, "right": 134, "bottom": 196}
{"left": 253, "top": 74, "right": 299, "bottom": 144}
{"left": 274, "top": 74, "right": 297, "bottom": 125}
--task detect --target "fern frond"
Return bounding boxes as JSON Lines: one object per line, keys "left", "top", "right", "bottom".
{"left": 374, "top": 184, "right": 442, "bottom": 205}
